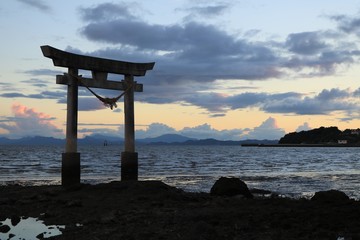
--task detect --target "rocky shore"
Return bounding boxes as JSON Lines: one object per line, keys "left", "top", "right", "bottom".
{"left": 0, "top": 180, "right": 359, "bottom": 239}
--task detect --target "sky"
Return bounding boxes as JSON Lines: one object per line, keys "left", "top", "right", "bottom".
{"left": 1, "top": 0, "right": 360, "bottom": 140}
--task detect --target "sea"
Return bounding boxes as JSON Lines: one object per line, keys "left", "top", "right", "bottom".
{"left": 0, "top": 145, "right": 359, "bottom": 199}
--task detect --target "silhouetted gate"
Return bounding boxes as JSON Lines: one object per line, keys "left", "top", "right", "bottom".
{"left": 41, "top": 45, "right": 154, "bottom": 186}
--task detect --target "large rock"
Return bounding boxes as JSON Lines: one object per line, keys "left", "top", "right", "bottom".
{"left": 311, "top": 190, "right": 350, "bottom": 202}
{"left": 210, "top": 177, "right": 253, "bottom": 198}
{"left": 0, "top": 224, "right": 10, "bottom": 233}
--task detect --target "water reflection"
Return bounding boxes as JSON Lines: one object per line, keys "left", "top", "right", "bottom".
{"left": 0, "top": 217, "right": 64, "bottom": 239}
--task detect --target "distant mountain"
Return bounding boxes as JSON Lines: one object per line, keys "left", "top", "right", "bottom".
{"left": 79, "top": 135, "right": 123, "bottom": 146}
{"left": 181, "top": 138, "right": 235, "bottom": 145}
{"left": 0, "top": 135, "right": 124, "bottom": 146}
{"left": 0, "top": 134, "right": 278, "bottom": 146}
{"left": 0, "top": 137, "right": 11, "bottom": 145}
{"left": 139, "top": 134, "right": 196, "bottom": 143}
{"left": 182, "top": 138, "right": 278, "bottom": 146}
{"left": 0, "top": 136, "right": 63, "bottom": 145}
{"left": 150, "top": 138, "right": 278, "bottom": 146}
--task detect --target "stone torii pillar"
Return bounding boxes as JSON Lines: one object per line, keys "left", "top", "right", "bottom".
{"left": 41, "top": 45, "right": 155, "bottom": 186}
{"left": 122, "top": 74, "right": 137, "bottom": 180}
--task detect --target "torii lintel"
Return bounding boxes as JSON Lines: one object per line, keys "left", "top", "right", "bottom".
{"left": 41, "top": 45, "right": 155, "bottom": 76}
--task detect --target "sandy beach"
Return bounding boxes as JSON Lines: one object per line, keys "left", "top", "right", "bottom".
{"left": 0, "top": 180, "right": 359, "bottom": 239}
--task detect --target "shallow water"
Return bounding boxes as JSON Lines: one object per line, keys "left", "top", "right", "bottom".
{"left": 0, "top": 145, "right": 359, "bottom": 199}
{"left": 0, "top": 217, "right": 64, "bottom": 239}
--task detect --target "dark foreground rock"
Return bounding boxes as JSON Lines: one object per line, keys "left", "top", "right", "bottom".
{"left": 210, "top": 177, "right": 253, "bottom": 198}
{"left": 0, "top": 181, "right": 359, "bottom": 240}
{"left": 311, "top": 189, "right": 350, "bottom": 202}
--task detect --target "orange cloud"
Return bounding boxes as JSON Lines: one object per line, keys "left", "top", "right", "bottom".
{"left": 0, "top": 103, "right": 64, "bottom": 138}
{"left": 12, "top": 103, "right": 52, "bottom": 120}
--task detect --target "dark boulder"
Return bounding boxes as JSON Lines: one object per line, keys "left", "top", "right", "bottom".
{"left": 11, "top": 216, "right": 21, "bottom": 226}
{"left": 210, "top": 177, "right": 253, "bottom": 198}
{"left": 311, "top": 190, "right": 350, "bottom": 202}
{"left": 0, "top": 224, "right": 10, "bottom": 233}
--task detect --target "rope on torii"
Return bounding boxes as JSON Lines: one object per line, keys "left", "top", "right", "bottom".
{"left": 66, "top": 73, "right": 133, "bottom": 110}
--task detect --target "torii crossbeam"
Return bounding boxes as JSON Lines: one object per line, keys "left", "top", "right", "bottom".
{"left": 41, "top": 45, "right": 155, "bottom": 186}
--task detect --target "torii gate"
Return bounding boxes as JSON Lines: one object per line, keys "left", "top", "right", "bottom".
{"left": 41, "top": 45, "right": 155, "bottom": 186}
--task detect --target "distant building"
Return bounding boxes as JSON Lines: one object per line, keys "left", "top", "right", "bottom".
{"left": 351, "top": 130, "right": 360, "bottom": 135}
{"left": 338, "top": 140, "right": 348, "bottom": 144}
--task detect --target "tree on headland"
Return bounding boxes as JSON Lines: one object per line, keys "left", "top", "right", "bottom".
{"left": 279, "top": 126, "right": 360, "bottom": 144}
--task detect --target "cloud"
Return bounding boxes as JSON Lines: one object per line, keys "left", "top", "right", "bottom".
{"left": 57, "top": 97, "right": 106, "bottom": 111}
{"left": 18, "top": 3, "right": 357, "bottom": 122}
{"left": 0, "top": 86, "right": 117, "bottom": 112}
{"left": 186, "top": 4, "right": 229, "bottom": 17}
{"left": 296, "top": 122, "right": 311, "bottom": 132}
{"left": 331, "top": 14, "right": 360, "bottom": 35}
{"left": 78, "top": 127, "right": 122, "bottom": 137}
{"left": 8, "top": 78, "right": 360, "bottom": 120}
{"left": 0, "top": 82, "right": 16, "bottom": 91}
{"left": 79, "top": 117, "right": 285, "bottom": 141}
{"left": 21, "top": 78, "right": 51, "bottom": 88}
{"left": 79, "top": 3, "right": 282, "bottom": 82}
{"left": 180, "top": 3, "right": 230, "bottom": 21}
{"left": 135, "top": 123, "right": 177, "bottom": 139}
{"left": 209, "top": 113, "right": 226, "bottom": 118}
{"left": 142, "top": 90, "right": 302, "bottom": 114}
{"left": 0, "top": 103, "right": 63, "bottom": 138}
{"left": 242, "top": 117, "right": 286, "bottom": 140}
{"left": 22, "top": 69, "right": 63, "bottom": 76}
{"left": 180, "top": 123, "right": 245, "bottom": 140}
{"left": 78, "top": 3, "right": 360, "bottom": 84}
{"left": 17, "top": 0, "right": 51, "bottom": 12}
{"left": 284, "top": 30, "right": 359, "bottom": 76}
{"left": 0, "top": 90, "right": 65, "bottom": 100}
{"left": 0, "top": 76, "right": 125, "bottom": 112}
{"left": 79, "top": 2, "right": 136, "bottom": 21}
{"left": 170, "top": 87, "right": 359, "bottom": 118}
{"left": 228, "top": 92, "right": 301, "bottom": 110}
{"left": 262, "top": 88, "right": 357, "bottom": 115}
{"left": 353, "top": 87, "right": 360, "bottom": 97}
{"left": 286, "top": 31, "right": 328, "bottom": 55}
{"left": 78, "top": 123, "right": 123, "bottom": 126}
{"left": 114, "top": 118, "right": 284, "bottom": 141}
{"left": 70, "top": 2, "right": 360, "bottom": 120}
{"left": 0, "top": 93, "right": 28, "bottom": 98}
{"left": 78, "top": 97, "right": 107, "bottom": 111}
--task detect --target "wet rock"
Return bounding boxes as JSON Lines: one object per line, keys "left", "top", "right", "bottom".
{"left": 0, "top": 198, "right": 12, "bottom": 205}
{"left": 183, "top": 220, "right": 218, "bottom": 240}
{"left": 210, "top": 177, "right": 253, "bottom": 198}
{"left": 250, "top": 188, "right": 275, "bottom": 198}
{"left": 44, "top": 190, "right": 58, "bottom": 197}
{"left": 311, "top": 190, "right": 350, "bottom": 202}
{"left": 250, "top": 188, "right": 272, "bottom": 195}
{"left": 38, "top": 195, "right": 51, "bottom": 202}
{"left": 0, "top": 224, "right": 10, "bottom": 233}
{"left": 28, "top": 194, "right": 39, "bottom": 200}
{"left": 100, "top": 211, "right": 118, "bottom": 224}
{"left": 11, "top": 216, "right": 21, "bottom": 226}
{"left": 66, "top": 200, "right": 83, "bottom": 207}
{"left": 36, "top": 233, "right": 45, "bottom": 239}
{"left": 63, "top": 184, "right": 83, "bottom": 192}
